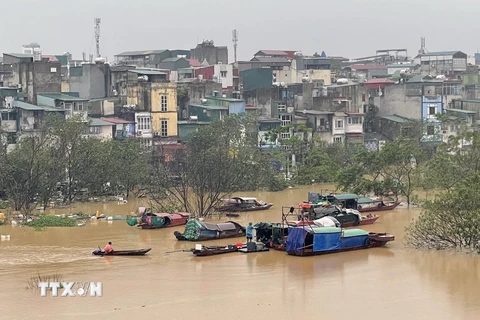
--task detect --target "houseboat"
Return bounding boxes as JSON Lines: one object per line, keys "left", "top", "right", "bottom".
{"left": 126, "top": 207, "right": 190, "bottom": 229}
{"left": 215, "top": 197, "right": 273, "bottom": 212}
{"left": 308, "top": 192, "right": 399, "bottom": 213}
{"left": 286, "top": 226, "right": 394, "bottom": 257}
{"left": 174, "top": 219, "right": 246, "bottom": 241}
{"left": 298, "top": 202, "right": 378, "bottom": 227}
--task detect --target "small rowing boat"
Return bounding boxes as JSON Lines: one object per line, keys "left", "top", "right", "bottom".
{"left": 192, "top": 244, "right": 242, "bottom": 256}
{"left": 92, "top": 248, "right": 151, "bottom": 256}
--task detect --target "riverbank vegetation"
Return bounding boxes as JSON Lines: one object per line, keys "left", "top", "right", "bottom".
{"left": 25, "top": 215, "right": 77, "bottom": 228}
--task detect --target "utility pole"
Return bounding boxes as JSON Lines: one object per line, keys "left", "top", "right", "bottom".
{"left": 232, "top": 29, "right": 238, "bottom": 63}
{"left": 94, "top": 18, "right": 101, "bottom": 58}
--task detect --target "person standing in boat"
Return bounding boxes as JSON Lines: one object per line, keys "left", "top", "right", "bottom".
{"left": 104, "top": 242, "right": 113, "bottom": 253}
{"left": 246, "top": 222, "right": 254, "bottom": 242}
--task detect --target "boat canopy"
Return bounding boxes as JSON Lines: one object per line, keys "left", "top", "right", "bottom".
{"left": 334, "top": 193, "right": 359, "bottom": 200}
{"left": 358, "top": 197, "right": 375, "bottom": 204}
{"left": 286, "top": 227, "right": 369, "bottom": 253}
{"left": 233, "top": 197, "right": 257, "bottom": 201}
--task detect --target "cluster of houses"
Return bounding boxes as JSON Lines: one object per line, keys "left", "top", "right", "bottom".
{"left": 1, "top": 40, "right": 480, "bottom": 161}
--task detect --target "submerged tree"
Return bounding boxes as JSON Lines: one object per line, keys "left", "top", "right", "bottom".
{"left": 146, "top": 115, "right": 272, "bottom": 217}
{"left": 406, "top": 174, "right": 480, "bottom": 251}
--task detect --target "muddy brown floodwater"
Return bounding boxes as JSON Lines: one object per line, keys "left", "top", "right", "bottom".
{"left": 1, "top": 184, "right": 480, "bottom": 320}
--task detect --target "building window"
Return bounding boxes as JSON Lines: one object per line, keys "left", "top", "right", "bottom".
{"left": 427, "top": 104, "right": 436, "bottom": 115}
{"left": 220, "top": 71, "right": 227, "bottom": 77}
{"left": 347, "top": 117, "right": 361, "bottom": 125}
{"left": 161, "top": 120, "right": 168, "bottom": 137}
{"left": 161, "top": 95, "right": 167, "bottom": 112}
{"left": 74, "top": 103, "right": 84, "bottom": 111}
{"left": 140, "top": 138, "right": 152, "bottom": 149}
{"left": 279, "top": 114, "right": 291, "bottom": 127}
{"left": 281, "top": 132, "right": 291, "bottom": 140}
{"left": 277, "top": 104, "right": 286, "bottom": 112}
{"left": 426, "top": 125, "right": 435, "bottom": 136}
{"left": 335, "top": 120, "right": 344, "bottom": 128}
{"left": 137, "top": 116, "right": 151, "bottom": 130}
{"left": 84, "top": 126, "right": 101, "bottom": 134}
{"left": 1, "top": 112, "right": 17, "bottom": 121}
{"left": 334, "top": 136, "right": 343, "bottom": 143}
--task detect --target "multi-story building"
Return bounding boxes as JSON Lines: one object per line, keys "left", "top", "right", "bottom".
{"left": 190, "top": 40, "right": 228, "bottom": 65}
{"left": 415, "top": 51, "right": 467, "bottom": 76}
{"left": 126, "top": 70, "right": 178, "bottom": 146}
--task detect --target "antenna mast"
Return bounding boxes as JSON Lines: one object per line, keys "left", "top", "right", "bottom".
{"left": 94, "top": 18, "right": 101, "bottom": 58}
{"left": 232, "top": 29, "right": 238, "bottom": 63}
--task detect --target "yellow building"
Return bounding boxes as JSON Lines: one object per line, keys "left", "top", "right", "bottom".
{"left": 127, "top": 71, "right": 178, "bottom": 138}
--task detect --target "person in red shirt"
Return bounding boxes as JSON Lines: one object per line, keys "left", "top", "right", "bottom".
{"left": 104, "top": 242, "right": 113, "bottom": 253}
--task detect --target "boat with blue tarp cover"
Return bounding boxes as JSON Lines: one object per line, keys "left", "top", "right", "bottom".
{"left": 285, "top": 226, "right": 394, "bottom": 256}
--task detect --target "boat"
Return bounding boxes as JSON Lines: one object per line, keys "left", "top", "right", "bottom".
{"left": 307, "top": 192, "right": 399, "bottom": 213}
{"left": 215, "top": 197, "right": 273, "bottom": 212}
{"left": 127, "top": 207, "right": 190, "bottom": 229}
{"left": 357, "top": 197, "right": 400, "bottom": 213}
{"left": 238, "top": 242, "right": 270, "bottom": 254}
{"left": 298, "top": 202, "right": 378, "bottom": 227}
{"left": 92, "top": 248, "right": 151, "bottom": 256}
{"left": 174, "top": 219, "right": 246, "bottom": 241}
{"left": 192, "top": 243, "right": 243, "bottom": 256}
{"left": 254, "top": 221, "right": 294, "bottom": 249}
{"left": 286, "top": 226, "right": 394, "bottom": 257}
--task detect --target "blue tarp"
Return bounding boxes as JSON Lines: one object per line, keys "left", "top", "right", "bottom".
{"left": 285, "top": 228, "right": 308, "bottom": 252}
{"left": 339, "top": 235, "right": 368, "bottom": 248}
{"left": 312, "top": 232, "right": 341, "bottom": 252}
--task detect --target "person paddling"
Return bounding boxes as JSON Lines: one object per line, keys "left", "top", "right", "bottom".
{"left": 104, "top": 241, "right": 113, "bottom": 253}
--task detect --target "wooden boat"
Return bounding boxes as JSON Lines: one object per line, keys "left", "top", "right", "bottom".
{"left": 285, "top": 226, "right": 394, "bottom": 257}
{"left": 92, "top": 248, "right": 151, "bottom": 256}
{"left": 215, "top": 197, "right": 273, "bottom": 212}
{"left": 357, "top": 197, "right": 400, "bottom": 213}
{"left": 127, "top": 207, "right": 190, "bottom": 229}
{"left": 174, "top": 219, "right": 246, "bottom": 241}
{"left": 192, "top": 244, "right": 242, "bottom": 256}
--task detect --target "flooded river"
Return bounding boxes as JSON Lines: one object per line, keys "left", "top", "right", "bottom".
{"left": 1, "top": 185, "right": 480, "bottom": 320}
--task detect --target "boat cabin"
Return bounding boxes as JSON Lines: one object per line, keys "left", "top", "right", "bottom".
{"left": 286, "top": 226, "right": 369, "bottom": 256}
{"left": 307, "top": 192, "right": 359, "bottom": 210}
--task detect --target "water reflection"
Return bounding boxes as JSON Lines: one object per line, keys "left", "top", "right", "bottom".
{"left": 1, "top": 184, "right": 480, "bottom": 319}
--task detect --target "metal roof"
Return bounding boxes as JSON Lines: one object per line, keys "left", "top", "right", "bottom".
{"left": 205, "top": 96, "right": 245, "bottom": 102}
{"left": 37, "top": 93, "right": 87, "bottom": 101}
{"left": 178, "top": 120, "right": 210, "bottom": 125}
{"left": 444, "top": 108, "right": 476, "bottom": 114}
{"left": 379, "top": 115, "right": 410, "bottom": 123}
{"left": 128, "top": 69, "right": 167, "bottom": 75}
{"left": 161, "top": 57, "right": 184, "bottom": 62}
{"left": 88, "top": 118, "right": 114, "bottom": 126}
{"left": 350, "top": 64, "right": 387, "bottom": 70}
{"left": 115, "top": 50, "right": 167, "bottom": 57}
{"left": 297, "top": 110, "right": 334, "bottom": 115}
{"left": 100, "top": 117, "right": 135, "bottom": 124}
{"left": 13, "top": 100, "right": 63, "bottom": 112}
{"left": 333, "top": 194, "right": 359, "bottom": 200}
{"left": 250, "top": 57, "right": 291, "bottom": 63}
{"left": 3, "top": 53, "right": 34, "bottom": 59}
{"left": 420, "top": 51, "right": 463, "bottom": 56}
{"left": 189, "top": 103, "right": 228, "bottom": 110}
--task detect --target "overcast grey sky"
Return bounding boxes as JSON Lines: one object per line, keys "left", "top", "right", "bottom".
{"left": 1, "top": 0, "right": 478, "bottom": 62}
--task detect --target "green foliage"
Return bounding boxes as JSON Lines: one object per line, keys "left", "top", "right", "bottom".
{"left": 25, "top": 215, "right": 77, "bottom": 228}
{"left": 406, "top": 174, "right": 480, "bottom": 251}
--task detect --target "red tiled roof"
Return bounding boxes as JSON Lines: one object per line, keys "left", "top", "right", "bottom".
{"left": 246, "top": 105, "right": 257, "bottom": 109}
{"left": 100, "top": 117, "right": 134, "bottom": 124}
{"left": 42, "top": 55, "right": 59, "bottom": 62}
{"left": 187, "top": 59, "right": 201, "bottom": 67}
{"left": 350, "top": 64, "right": 387, "bottom": 71}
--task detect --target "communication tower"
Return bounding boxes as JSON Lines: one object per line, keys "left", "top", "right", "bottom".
{"left": 232, "top": 29, "right": 238, "bottom": 63}
{"left": 94, "top": 18, "right": 101, "bottom": 58}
